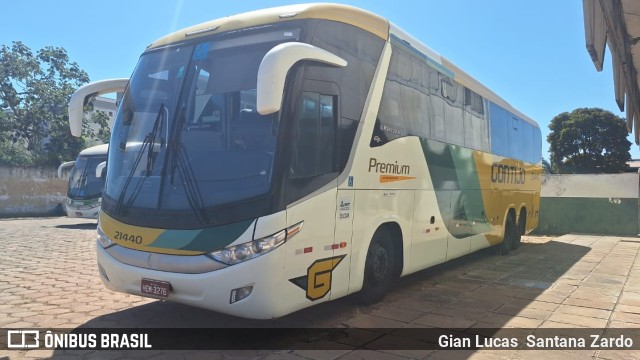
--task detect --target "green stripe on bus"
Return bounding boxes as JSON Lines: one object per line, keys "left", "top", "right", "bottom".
{"left": 420, "top": 139, "right": 490, "bottom": 239}
{"left": 148, "top": 219, "right": 254, "bottom": 253}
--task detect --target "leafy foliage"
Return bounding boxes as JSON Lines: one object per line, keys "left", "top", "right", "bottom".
{"left": 0, "top": 41, "right": 107, "bottom": 166}
{"left": 84, "top": 110, "right": 112, "bottom": 145}
{"left": 548, "top": 108, "right": 631, "bottom": 174}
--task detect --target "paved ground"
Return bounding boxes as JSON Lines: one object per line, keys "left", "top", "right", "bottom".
{"left": 1, "top": 217, "right": 640, "bottom": 359}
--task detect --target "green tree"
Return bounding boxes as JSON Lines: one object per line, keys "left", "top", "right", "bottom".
{"left": 548, "top": 108, "right": 631, "bottom": 174}
{"left": 0, "top": 41, "right": 102, "bottom": 166}
{"left": 77, "top": 108, "right": 112, "bottom": 147}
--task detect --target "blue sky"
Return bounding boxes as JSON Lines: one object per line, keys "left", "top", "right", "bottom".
{"left": 2, "top": 0, "right": 638, "bottom": 160}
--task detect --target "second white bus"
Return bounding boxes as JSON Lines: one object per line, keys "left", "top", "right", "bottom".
{"left": 57, "top": 144, "right": 108, "bottom": 219}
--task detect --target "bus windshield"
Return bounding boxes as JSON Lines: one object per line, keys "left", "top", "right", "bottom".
{"left": 68, "top": 156, "right": 107, "bottom": 199}
{"left": 105, "top": 28, "right": 299, "bottom": 225}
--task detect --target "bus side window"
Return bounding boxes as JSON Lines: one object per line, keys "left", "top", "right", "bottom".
{"left": 290, "top": 92, "right": 336, "bottom": 179}
{"left": 509, "top": 117, "right": 524, "bottom": 160}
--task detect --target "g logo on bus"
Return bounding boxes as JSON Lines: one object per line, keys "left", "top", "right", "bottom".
{"left": 289, "top": 255, "right": 346, "bottom": 301}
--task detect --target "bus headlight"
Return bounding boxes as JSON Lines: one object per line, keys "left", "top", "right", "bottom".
{"left": 210, "top": 221, "right": 303, "bottom": 265}
{"left": 211, "top": 229, "right": 285, "bottom": 265}
{"left": 97, "top": 226, "right": 114, "bottom": 248}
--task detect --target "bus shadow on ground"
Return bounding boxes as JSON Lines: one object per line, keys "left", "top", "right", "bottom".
{"left": 58, "top": 239, "right": 590, "bottom": 353}
{"left": 54, "top": 222, "right": 97, "bottom": 230}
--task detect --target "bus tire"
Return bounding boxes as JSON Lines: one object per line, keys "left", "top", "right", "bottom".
{"left": 497, "top": 212, "right": 517, "bottom": 256}
{"left": 358, "top": 229, "right": 396, "bottom": 305}
{"left": 513, "top": 209, "right": 526, "bottom": 250}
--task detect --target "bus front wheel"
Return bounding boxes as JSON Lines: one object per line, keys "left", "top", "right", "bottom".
{"left": 358, "top": 229, "right": 396, "bottom": 305}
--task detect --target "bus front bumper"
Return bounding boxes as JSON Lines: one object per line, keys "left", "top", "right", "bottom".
{"left": 96, "top": 240, "right": 286, "bottom": 319}
{"left": 65, "top": 204, "right": 100, "bottom": 219}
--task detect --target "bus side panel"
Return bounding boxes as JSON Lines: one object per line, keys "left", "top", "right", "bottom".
{"left": 349, "top": 189, "right": 415, "bottom": 293}
{"left": 445, "top": 189, "right": 472, "bottom": 260}
{"left": 282, "top": 186, "right": 344, "bottom": 311}
{"left": 472, "top": 152, "right": 542, "bottom": 245}
{"left": 529, "top": 188, "right": 541, "bottom": 232}
{"left": 409, "top": 190, "right": 448, "bottom": 273}
{"left": 332, "top": 189, "right": 355, "bottom": 299}
{"left": 528, "top": 170, "right": 542, "bottom": 232}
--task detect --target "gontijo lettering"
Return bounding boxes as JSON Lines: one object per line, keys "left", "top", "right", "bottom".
{"left": 369, "top": 158, "right": 411, "bottom": 175}
{"left": 491, "top": 163, "right": 525, "bottom": 184}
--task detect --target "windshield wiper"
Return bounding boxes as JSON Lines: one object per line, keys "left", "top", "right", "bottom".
{"left": 114, "top": 103, "right": 166, "bottom": 215}
{"left": 175, "top": 144, "right": 209, "bottom": 224}
{"left": 156, "top": 105, "right": 210, "bottom": 224}
{"left": 73, "top": 173, "right": 87, "bottom": 191}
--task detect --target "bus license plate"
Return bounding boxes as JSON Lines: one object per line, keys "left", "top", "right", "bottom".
{"left": 141, "top": 278, "right": 171, "bottom": 298}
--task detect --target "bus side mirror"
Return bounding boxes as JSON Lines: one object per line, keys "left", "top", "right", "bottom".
{"left": 256, "top": 42, "right": 347, "bottom": 115}
{"left": 96, "top": 161, "right": 107, "bottom": 178}
{"left": 57, "top": 161, "right": 75, "bottom": 178}
{"left": 68, "top": 78, "right": 129, "bottom": 137}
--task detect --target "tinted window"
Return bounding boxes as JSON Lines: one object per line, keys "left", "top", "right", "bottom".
{"left": 374, "top": 42, "right": 489, "bottom": 151}
{"left": 441, "top": 77, "right": 456, "bottom": 101}
{"left": 489, "top": 102, "right": 509, "bottom": 157}
{"left": 307, "top": 20, "right": 385, "bottom": 170}
{"left": 373, "top": 45, "right": 431, "bottom": 145}
{"left": 532, "top": 125, "right": 542, "bottom": 163}
{"left": 68, "top": 155, "right": 107, "bottom": 199}
{"left": 290, "top": 92, "right": 336, "bottom": 178}
{"left": 509, "top": 117, "right": 524, "bottom": 160}
{"left": 522, "top": 121, "right": 534, "bottom": 163}
{"left": 464, "top": 87, "right": 484, "bottom": 115}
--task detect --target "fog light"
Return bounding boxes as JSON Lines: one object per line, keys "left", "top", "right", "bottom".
{"left": 230, "top": 286, "right": 253, "bottom": 304}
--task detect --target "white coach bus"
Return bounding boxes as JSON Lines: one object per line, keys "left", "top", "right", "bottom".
{"left": 57, "top": 144, "right": 108, "bottom": 218}
{"left": 68, "top": 3, "right": 542, "bottom": 319}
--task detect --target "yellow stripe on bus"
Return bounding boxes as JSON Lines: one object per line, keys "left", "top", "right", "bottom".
{"left": 380, "top": 175, "right": 416, "bottom": 183}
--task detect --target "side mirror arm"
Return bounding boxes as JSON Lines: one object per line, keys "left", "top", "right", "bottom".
{"left": 68, "top": 78, "right": 129, "bottom": 137}
{"left": 57, "top": 161, "right": 75, "bottom": 178}
{"left": 256, "top": 42, "right": 347, "bottom": 115}
{"left": 96, "top": 161, "right": 107, "bottom": 178}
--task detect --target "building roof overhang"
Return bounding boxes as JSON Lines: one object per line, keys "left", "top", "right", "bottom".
{"left": 584, "top": 0, "right": 640, "bottom": 144}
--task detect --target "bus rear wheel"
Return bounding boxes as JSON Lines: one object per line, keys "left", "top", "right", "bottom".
{"left": 358, "top": 229, "right": 396, "bottom": 305}
{"left": 497, "top": 213, "right": 517, "bottom": 256}
{"left": 513, "top": 209, "right": 526, "bottom": 250}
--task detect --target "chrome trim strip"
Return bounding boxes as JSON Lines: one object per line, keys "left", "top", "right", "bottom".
{"left": 104, "top": 243, "right": 228, "bottom": 274}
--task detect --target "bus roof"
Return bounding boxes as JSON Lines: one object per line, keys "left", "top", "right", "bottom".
{"left": 78, "top": 143, "right": 109, "bottom": 157}
{"left": 148, "top": 3, "right": 389, "bottom": 49}
{"left": 148, "top": 3, "right": 537, "bottom": 128}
